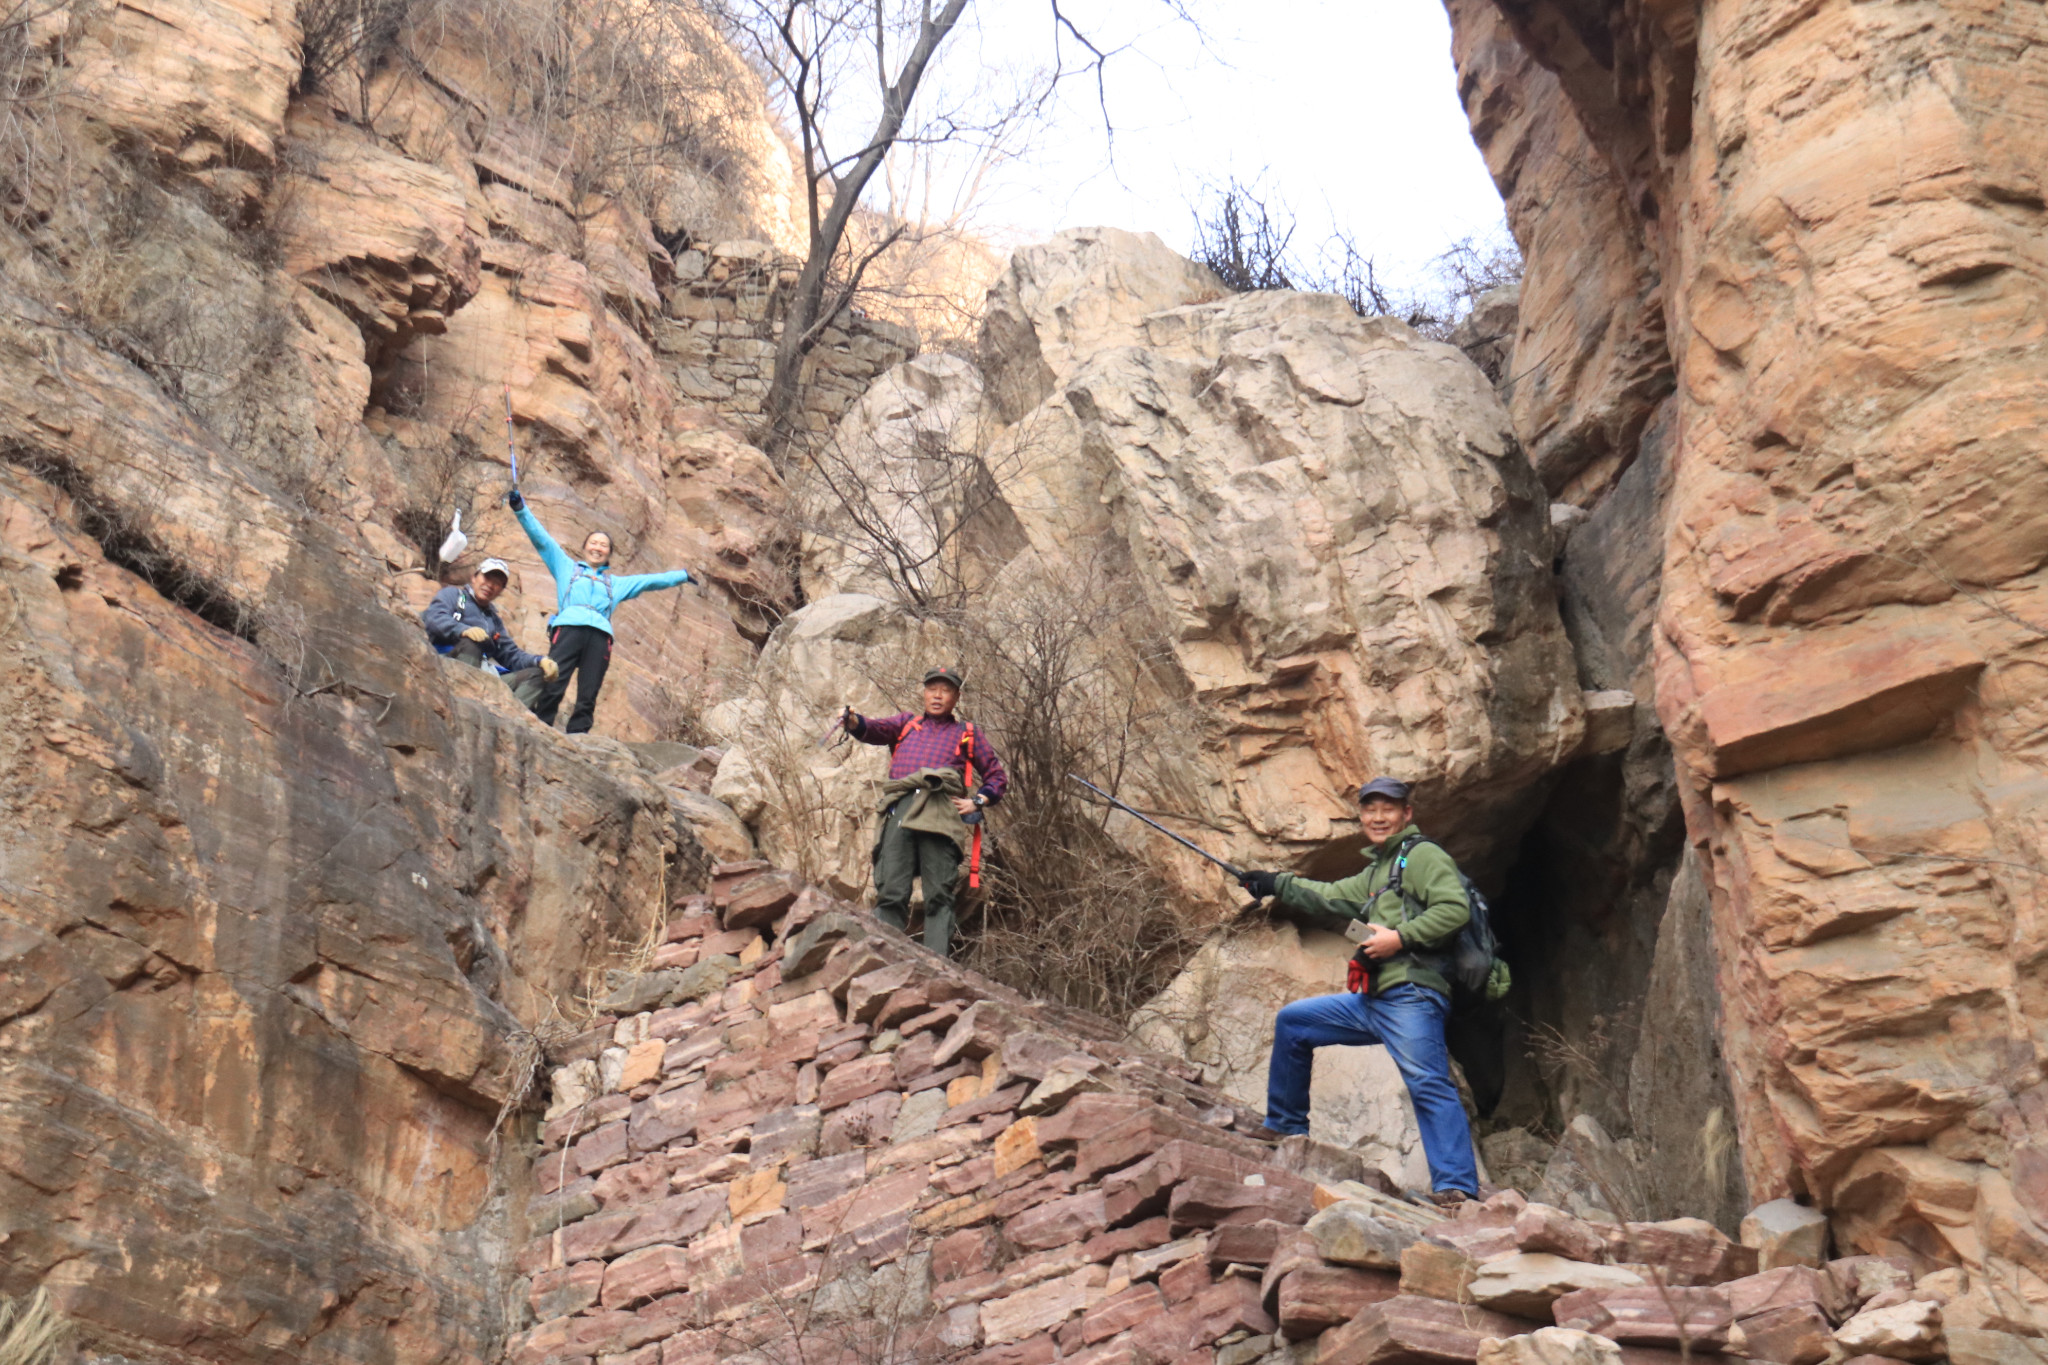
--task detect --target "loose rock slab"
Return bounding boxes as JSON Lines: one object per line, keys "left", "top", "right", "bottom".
{"left": 1310, "top": 1200, "right": 1428, "bottom": 1269}
{"left": 1833, "top": 1300, "right": 1944, "bottom": 1362}
{"left": 1477, "top": 1327, "right": 1627, "bottom": 1365}
{"left": 1319, "top": 1293, "right": 1531, "bottom": 1365}
{"left": 1468, "top": 1253, "right": 1646, "bottom": 1319}
{"left": 1552, "top": 1285, "right": 1735, "bottom": 1351}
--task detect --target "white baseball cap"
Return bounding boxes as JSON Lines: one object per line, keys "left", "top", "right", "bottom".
{"left": 477, "top": 557, "right": 511, "bottom": 580}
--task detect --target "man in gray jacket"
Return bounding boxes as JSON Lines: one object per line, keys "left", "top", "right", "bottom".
{"left": 422, "top": 559, "right": 557, "bottom": 694}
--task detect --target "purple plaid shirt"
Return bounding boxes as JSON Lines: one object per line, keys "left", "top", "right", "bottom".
{"left": 851, "top": 711, "right": 1009, "bottom": 802}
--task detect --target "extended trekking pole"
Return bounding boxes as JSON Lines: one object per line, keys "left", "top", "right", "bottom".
{"left": 1066, "top": 774, "right": 1266, "bottom": 915}
{"left": 816, "top": 706, "right": 851, "bottom": 750}
{"left": 504, "top": 386, "right": 520, "bottom": 486}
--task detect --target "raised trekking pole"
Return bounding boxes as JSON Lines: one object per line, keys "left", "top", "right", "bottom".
{"left": 816, "top": 706, "right": 852, "bottom": 750}
{"left": 503, "top": 385, "right": 520, "bottom": 486}
{"left": 1066, "top": 774, "right": 1265, "bottom": 915}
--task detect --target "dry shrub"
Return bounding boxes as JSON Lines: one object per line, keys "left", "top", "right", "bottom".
{"left": 1191, "top": 173, "right": 1522, "bottom": 340}
{"left": 296, "top": 0, "right": 411, "bottom": 98}
{"left": 0, "top": 70, "right": 333, "bottom": 504}
{"left": 645, "top": 655, "right": 717, "bottom": 745}
{"left": 0, "top": 0, "right": 66, "bottom": 214}
{"left": 713, "top": 1249, "right": 940, "bottom": 1365}
{"left": 947, "top": 549, "right": 1212, "bottom": 1017}
{"left": 837, "top": 206, "right": 1004, "bottom": 354}
{"left": 788, "top": 372, "right": 1023, "bottom": 610}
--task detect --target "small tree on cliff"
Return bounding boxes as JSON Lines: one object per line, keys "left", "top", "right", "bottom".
{"left": 709, "top": 0, "right": 1168, "bottom": 459}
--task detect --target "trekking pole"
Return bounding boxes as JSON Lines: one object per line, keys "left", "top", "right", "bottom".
{"left": 504, "top": 386, "right": 520, "bottom": 486}
{"left": 816, "top": 706, "right": 851, "bottom": 750}
{"left": 1066, "top": 774, "right": 1266, "bottom": 915}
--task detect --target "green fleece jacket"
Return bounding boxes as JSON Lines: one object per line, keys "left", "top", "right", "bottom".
{"left": 1275, "top": 824, "right": 1470, "bottom": 996}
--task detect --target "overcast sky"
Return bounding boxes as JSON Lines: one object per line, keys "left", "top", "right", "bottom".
{"left": 945, "top": 0, "right": 1511, "bottom": 288}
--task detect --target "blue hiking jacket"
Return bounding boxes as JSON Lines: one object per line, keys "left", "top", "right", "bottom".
{"left": 514, "top": 503, "right": 691, "bottom": 636}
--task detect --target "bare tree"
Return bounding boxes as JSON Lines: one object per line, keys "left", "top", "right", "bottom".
{"left": 711, "top": 0, "right": 972, "bottom": 457}
{"left": 710, "top": 0, "right": 1179, "bottom": 458}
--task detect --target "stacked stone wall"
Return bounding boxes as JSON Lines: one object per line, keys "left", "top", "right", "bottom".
{"left": 655, "top": 241, "right": 918, "bottom": 432}
{"left": 509, "top": 860, "right": 1988, "bottom": 1365}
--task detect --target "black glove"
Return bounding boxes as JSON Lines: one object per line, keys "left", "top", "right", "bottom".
{"left": 506, "top": 488, "right": 525, "bottom": 511}
{"left": 1239, "top": 869, "right": 1279, "bottom": 900}
{"left": 841, "top": 707, "right": 860, "bottom": 733}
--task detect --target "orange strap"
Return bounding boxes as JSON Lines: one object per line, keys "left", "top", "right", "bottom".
{"left": 964, "top": 722, "right": 983, "bottom": 889}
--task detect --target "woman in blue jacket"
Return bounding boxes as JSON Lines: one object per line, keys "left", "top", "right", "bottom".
{"left": 508, "top": 489, "right": 694, "bottom": 733}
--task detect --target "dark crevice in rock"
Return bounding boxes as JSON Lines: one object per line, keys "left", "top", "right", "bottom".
{"left": 3, "top": 442, "right": 258, "bottom": 642}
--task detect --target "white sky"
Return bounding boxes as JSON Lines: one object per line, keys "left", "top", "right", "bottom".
{"left": 938, "top": 0, "right": 1511, "bottom": 288}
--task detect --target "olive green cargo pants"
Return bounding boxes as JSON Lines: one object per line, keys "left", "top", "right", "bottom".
{"left": 872, "top": 799, "right": 963, "bottom": 955}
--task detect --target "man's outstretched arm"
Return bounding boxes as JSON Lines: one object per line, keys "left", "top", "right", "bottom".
{"left": 846, "top": 711, "right": 911, "bottom": 745}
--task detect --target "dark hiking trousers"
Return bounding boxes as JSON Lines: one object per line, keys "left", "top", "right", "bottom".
{"left": 454, "top": 638, "right": 548, "bottom": 709}
{"left": 534, "top": 624, "right": 612, "bottom": 733}
{"left": 873, "top": 798, "right": 963, "bottom": 955}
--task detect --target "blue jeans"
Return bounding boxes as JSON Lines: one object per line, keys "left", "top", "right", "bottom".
{"left": 1265, "top": 985, "right": 1479, "bottom": 1195}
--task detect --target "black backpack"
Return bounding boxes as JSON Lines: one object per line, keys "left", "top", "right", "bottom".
{"left": 1355, "top": 835, "right": 1510, "bottom": 1001}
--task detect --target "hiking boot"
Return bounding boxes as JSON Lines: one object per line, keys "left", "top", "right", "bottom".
{"left": 1404, "top": 1187, "right": 1473, "bottom": 1211}
{"left": 1247, "top": 1124, "right": 1295, "bottom": 1144}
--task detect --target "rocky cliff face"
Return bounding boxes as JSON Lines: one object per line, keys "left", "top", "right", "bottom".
{"left": 1447, "top": 0, "right": 2048, "bottom": 1296}
{"left": 0, "top": 315, "right": 707, "bottom": 1363}
{"left": 0, "top": 0, "right": 817, "bottom": 1358}
{"left": 6, "top": 0, "right": 2043, "bottom": 1349}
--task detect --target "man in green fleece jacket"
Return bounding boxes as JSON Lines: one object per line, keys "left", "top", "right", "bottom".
{"left": 1236, "top": 776, "right": 1480, "bottom": 1205}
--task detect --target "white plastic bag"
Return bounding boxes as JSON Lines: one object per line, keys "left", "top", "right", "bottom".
{"left": 437, "top": 509, "right": 468, "bottom": 565}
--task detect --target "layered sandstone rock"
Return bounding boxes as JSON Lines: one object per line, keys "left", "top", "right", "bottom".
{"left": 14, "top": 0, "right": 876, "bottom": 751}
{"left": 1448, "top": 0, "right": 2048, "bottom": 1299}
{"left": 1446, "top": 0, "right": 1672, "bottom": 506}
{"left": 0, "top": 293, "right": 711, "bottom": 1362}
{"left": 0, "top": 0, "right": 825, "bottom": 1357}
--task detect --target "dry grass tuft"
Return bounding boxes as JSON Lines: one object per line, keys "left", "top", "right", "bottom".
{"left": 0, "top": 1290, "right": 69, "bottom": 1365}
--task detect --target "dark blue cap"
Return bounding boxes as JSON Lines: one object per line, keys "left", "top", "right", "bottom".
{"left": 1357, "top": 777, "right": 1413, "bottom": 804}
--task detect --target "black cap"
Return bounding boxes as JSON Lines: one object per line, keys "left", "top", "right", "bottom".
{"left": 922, "top": 665, "right": 964, "bottom": 690}
{"left": 1357, "top": 777, "right": 1413, "bottom": 804}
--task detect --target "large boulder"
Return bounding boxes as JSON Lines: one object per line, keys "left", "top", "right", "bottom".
{"left": 979, "top": 226, "right": 1226, "bottom": 423}
{"left": 978, "top": 230, "right": 1583, "bottom": 882}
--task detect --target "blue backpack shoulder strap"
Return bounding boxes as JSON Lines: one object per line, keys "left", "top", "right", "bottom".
{"left": 569, "top": 562, "right": 616, "bottom": 610}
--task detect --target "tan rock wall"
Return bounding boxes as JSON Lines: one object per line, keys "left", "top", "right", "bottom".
{"left": 0, "top": 348, "right": 701, "bottom": 1362}
{"left": 1452, "top": 0, "right": 2048, "bottom": 1290}
{"left": 657, "top": 240, "right": 918, "bottom": 432}
{"left": 0, "top": 0, "right": 830, "bottom": 1357}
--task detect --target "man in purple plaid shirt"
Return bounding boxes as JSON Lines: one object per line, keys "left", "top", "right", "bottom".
{"left": 840, "top": 665, "right": 1008, "bottom": 954}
